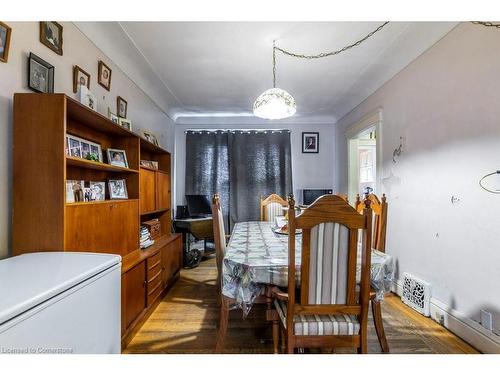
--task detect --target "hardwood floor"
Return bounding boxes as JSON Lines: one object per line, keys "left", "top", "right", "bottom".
{"left": 123, "top": 256, "right": 479, "bottom": 354}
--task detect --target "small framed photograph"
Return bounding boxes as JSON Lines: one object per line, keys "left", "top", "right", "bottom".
{"left": 98, "top": 60, "right": 112, "bottom": 91}
{"left": 109, "top": 179, "right": 128, "bottom": 200}
{"left": 143, "top": 130, "right": 159, "bottom": 146}
{"left": 66, "top": 180, "right": 84, "bottom": 203}
{"left": 118, "top": 118, "right": 132, "bottom": 131}
{"left": 66, "top": 134, "right": 102, "bottom": 162}
{"left": 117, "top": 96, "right": 127, "bottom": 118}
{"left": 84, "top": 181, "right": 106, "bottom": 202}
{"left": 73, "top": 65, "right": 90, "bottom": 93}
{"left": 302, "top": 132, "right": 319, "bottom": 153}
{"left": 107, "top": 148, "right": 128, "bottom": 168}
{"left": 28, "top": 52, "right": 54, "bottom": 93}
{"left": 0, "top": 21, "right": 12, "bottom": 63}
{"left": 107, "top": 107, "right": 119, "bottom": 124}
{"left": 78, "top": 85, "right": 98, "bottom": 112}
{"left": 39, "top": 21, "right": 63, "bottom": 55}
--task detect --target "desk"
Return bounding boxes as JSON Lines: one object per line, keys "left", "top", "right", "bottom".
{"left": 173, "top": 216, "right": 213, "bottom": 268}
{"left": 222, "top": 221, "right": 394, "bottom": 316}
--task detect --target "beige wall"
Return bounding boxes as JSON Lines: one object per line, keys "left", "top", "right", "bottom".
{"left": 0, "top": 22, "right": 175, "bottom": 259}
{"left": 335, "top": 22, "right": 500, "bottom": 337}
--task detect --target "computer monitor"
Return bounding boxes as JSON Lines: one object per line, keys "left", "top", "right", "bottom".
{"left": 302, "top": 189, "right": 333, "bottom": 205}
{"left": 185, "top": 195, "right": 212, "bottom": 218}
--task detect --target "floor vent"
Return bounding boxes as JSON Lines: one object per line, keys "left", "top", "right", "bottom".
{"left": 401, "top": 272, "right": 431, "bottom": 316}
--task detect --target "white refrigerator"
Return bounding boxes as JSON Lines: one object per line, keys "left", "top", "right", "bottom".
{"left": 0, "top": 252, "right": 121, "bottom": 354}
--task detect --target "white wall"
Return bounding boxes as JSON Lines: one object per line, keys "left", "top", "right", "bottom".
{"left": 335, "top": 22, "right": 500, "bottom": 334}
{"left": 174, "top": 123, "right": 335, "bottom": 208}
{"left": 0, "top": 22, "right": 175, "bottom": 259}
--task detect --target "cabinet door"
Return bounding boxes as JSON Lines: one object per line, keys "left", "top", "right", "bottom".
{"left": 156, "top": 171, "right": 171, "bottom": 210}
{"left": 122, "top": 261, "right": 147, "bottom": 332}
{"left": 65, "top": 200, "right": 138, "bottom": 255}
{"left": 140, "top": 168, "right": 156, "bottom": 214}
{"left": 161, "top": 236, "right": 182, "bottom": 288}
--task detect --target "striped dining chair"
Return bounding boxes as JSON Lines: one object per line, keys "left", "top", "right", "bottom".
{"left": 355, "top": 193, "right": 389, "bottom": 352}
{"left": 272, "top": 194, "right": 373, "bottom": 353}
{"left": 260, "top": 194, "right": 288, "bottom": 223}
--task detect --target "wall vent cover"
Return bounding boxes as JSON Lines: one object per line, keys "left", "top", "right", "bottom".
{"left": 401, "top": 272, "right": 431, "bottom": 316}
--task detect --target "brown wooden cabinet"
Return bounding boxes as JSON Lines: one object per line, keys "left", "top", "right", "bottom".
{"left": 122, "top": 261, "right": 147, "bottom": 334}
{"left": 12, "top": 94, "right": 179, "bottom": 348}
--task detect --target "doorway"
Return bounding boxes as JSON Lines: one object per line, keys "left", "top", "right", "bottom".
{"left": 346, "top": 110, "right": 382, "bottom": 203}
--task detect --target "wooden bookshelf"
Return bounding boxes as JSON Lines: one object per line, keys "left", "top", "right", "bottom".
{"left": 12, "top": 93, "right": 182, "bottom": 347}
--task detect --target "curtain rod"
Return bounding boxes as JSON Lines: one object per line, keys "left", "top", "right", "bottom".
{"left": 185, "top": 129, "right": 291, "bottom": 133}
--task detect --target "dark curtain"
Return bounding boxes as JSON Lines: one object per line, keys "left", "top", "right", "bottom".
{"left": 185, "top": 131, "right": 230, "bottom": 230}
{"left": 228, "top": 131, "right": 293, "bottom": 227}
{"left": 185, "top": 129, "right": 293, "bottom": 230}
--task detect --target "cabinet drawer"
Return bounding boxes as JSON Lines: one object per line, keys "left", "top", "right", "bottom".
{"left": 147, "top": 276, "right": 163, "bottom": 306}
{"left": 147, "top": 251, "right": 161, "bottom": 278}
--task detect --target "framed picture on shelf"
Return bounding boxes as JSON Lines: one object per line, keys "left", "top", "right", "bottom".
{"left": 66, "top": 180, "right": 84, "bottom": 203}
{"left": 118, "top": 118, "right": 132, "bottom": 131}
{"left": 66, "top": 134, "right": 102, "bottom": 162}
{"left": 78, "top": 85, "right": 97, "bottom": 112}
{"left": 39, "top": 21, "right": 63, "bottom": 55}
{"left": 142, "top": 130, "right": 159, "bottom": 146}
{"left": 106, "top": 148, "right": 128, "bottom": 168}
{"left": 73, "top": 65, "right": 90, "bottom": 93}
{"left": 84, "top": 181, "right": 106, "bottom": 202}
{"left": 28, "top": 53, "right": 54, "bottom": 93}
{"left": 302, "top": 132, "right": 319, "bottom": 153}
{"left": 98, "top": 60, "right": 112, "bottom": 91}
{"left": 107, "top": 107, "right": 119, "bottom": 124}
{"left": 108, "top": 179, "right": 128, "bottom": 200}
{"left": 117, "top": 96, "right": 127, "bottom": 118}
{"left": 0, "top": 21, "right": 12, "bottom": 63}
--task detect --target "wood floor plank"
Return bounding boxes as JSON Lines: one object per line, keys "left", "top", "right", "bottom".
{"left": 123, "top": 257, "right": 479, "bottom": 354}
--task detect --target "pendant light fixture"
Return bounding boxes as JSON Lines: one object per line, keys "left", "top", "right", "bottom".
{"left": 253, "top": 41, "right": 296, "bottom": 120}
{"left": 253, "top": 22, "right": 390, "bottom": 120}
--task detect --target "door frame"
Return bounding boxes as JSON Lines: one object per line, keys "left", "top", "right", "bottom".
{"left": 345, "top": 109, "right": 383, "bottom": 202}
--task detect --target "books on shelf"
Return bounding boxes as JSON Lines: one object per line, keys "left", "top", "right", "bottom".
{"left": 140, "top": 225, "right": 155, "bottom": 249}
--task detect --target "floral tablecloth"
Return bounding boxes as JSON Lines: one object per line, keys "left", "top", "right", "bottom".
{"left": 222, "top": 221, "right": 394, "bottom": 316}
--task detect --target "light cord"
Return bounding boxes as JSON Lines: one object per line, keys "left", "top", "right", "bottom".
{"left": 479, "top": 171, "right": 500, "bottom": 194}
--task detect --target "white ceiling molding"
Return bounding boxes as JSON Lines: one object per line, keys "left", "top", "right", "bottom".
{"left": 75, "top": 22, "right": 459, "bottom": 125}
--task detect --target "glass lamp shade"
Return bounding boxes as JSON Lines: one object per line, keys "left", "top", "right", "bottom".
{"left": 253, "top": 88, "right": 296, "bottom": 120}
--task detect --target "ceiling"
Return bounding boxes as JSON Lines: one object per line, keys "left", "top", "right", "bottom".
{"left": 78, "top": 22, "right": 458, "bottom": 124}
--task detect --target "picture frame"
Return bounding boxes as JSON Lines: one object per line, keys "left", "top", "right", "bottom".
{"left": 98, "top": 60, "right": 112, "bottom": 91}
{"left": 107, "top": 107, "right": 119, "bottom": 124}
{"left": 302, "top": 132, "right": 319, "bottom": 153}
{"left": 87, "top": 181, "right": 106, "bottom": 202}
{"left": 78, "top": 85, "right": 97, "bottom": 112}
{"left": 117, "top": 96, "right": 128, "bottom": 118}
{"left": 66, "top": 134, "right": 102, "bottom": 162}
{"left": 39, "top": 21, "right": 63, "bottom": 56}
{"left": 142, "top": 130, "right": 159, "bottom": 146}
{"left": 118, "top": 118, "right": 132, "bottom": 131}
{"left": 140, "top": 160, "right": 158, "bottom": 170}
{"left": 73, "top": 65, "right": 90, "bottom": 93}
{"left": 28, "top": 52, "right": 54, "bottom": 93}
{"left": 66, "top": 180, "right": 84, "bottom": 203}
{"left": 108, "top": 179, "right": 128, "bottom": 200}
{"left": 0, "top": 21, "right": 12, "bottom": 63}
{"left": 106, "top": 148, "right": 129, "bottom": 168}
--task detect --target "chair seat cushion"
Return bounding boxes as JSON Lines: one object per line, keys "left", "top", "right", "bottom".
{"left": 274, "top": 299, "right": 360, "bottom": 336}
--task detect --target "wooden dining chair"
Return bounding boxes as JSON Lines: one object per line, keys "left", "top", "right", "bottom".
{"left": 212, "top": 194, "right": 273, "bottom": 353}
{"left": 272, "top": 194, "right": 373, "bottom": 353}
{"left": 260, "top": 193, "right": 288, "bottom": 222}
{"left": 355, "top": 193, "right": 389, "bottom": 353}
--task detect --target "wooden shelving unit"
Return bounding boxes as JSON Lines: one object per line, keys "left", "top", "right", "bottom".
{"left": 12, "top": 93, "right": 182, "bottom": 347}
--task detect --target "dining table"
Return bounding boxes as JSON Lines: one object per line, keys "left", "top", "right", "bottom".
{"left": 222, "top": 220, "right": 395, "bottom": 317}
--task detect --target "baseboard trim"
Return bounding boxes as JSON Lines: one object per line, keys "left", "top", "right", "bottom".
{"left": 392, "top": 280, "right": 500, "bottom": 354}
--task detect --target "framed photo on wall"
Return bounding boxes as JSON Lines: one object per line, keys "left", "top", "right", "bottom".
{"left": 73, "top": 65, "right": 90, "bottom": 93}
{"left": 0, "top": 21, "right": 12, "bottom": 63}
{"left": 302, "top": 132, "right": 319, "bottom": 153}
{"left": 28, "top": 53, "right": 54, "bottom": 93}
{"left": 39, "top": 21, "right": 63, "bottom": 55}
{"left": 98, "top": 60, "right": 112, "bottom": 91}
